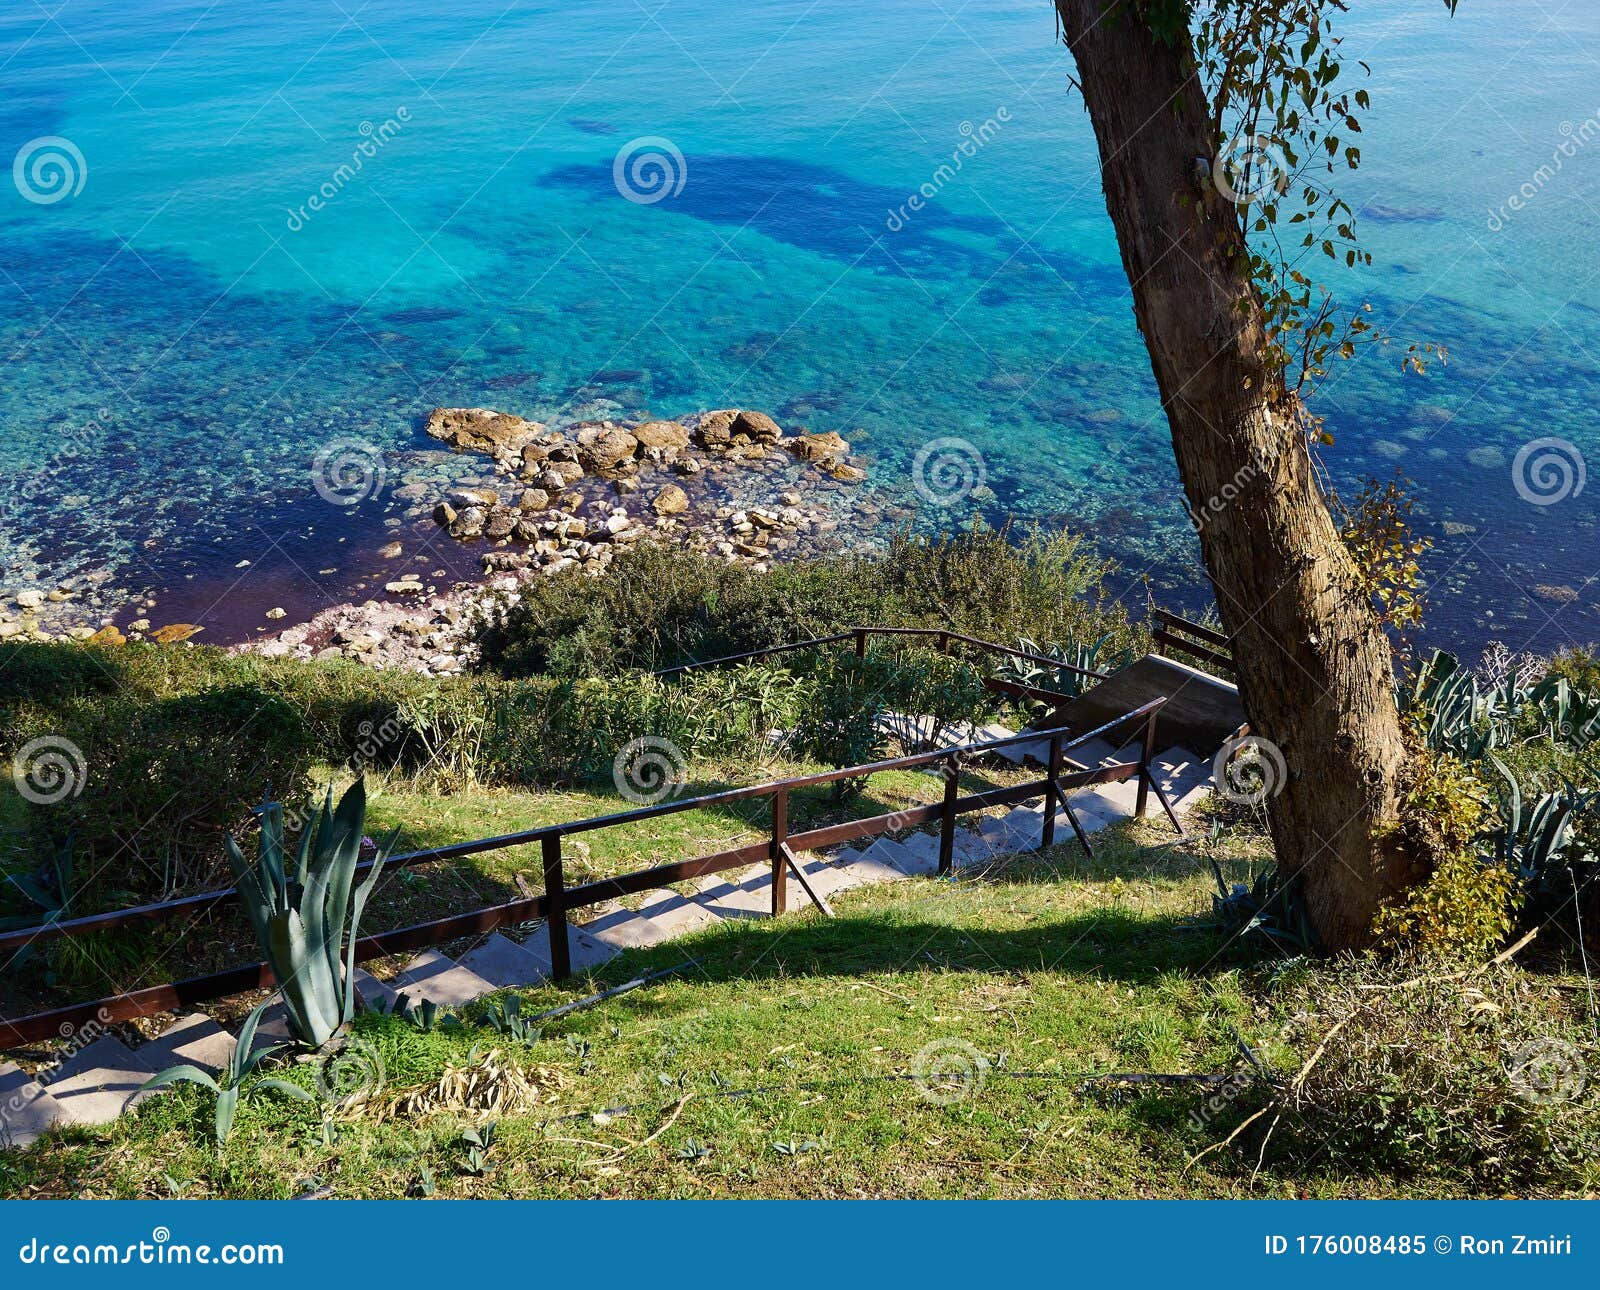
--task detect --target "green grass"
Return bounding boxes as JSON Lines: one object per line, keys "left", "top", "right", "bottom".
{"left": 11, "top": 816, "right": 1589, "bottom": 1200}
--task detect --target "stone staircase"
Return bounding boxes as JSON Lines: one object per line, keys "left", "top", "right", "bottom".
{"left": 0, "top": 721, "right": 1212, "bottom": 1149}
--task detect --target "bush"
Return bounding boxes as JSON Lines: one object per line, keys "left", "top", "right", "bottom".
{"left": 1265, "top": 960, "right": 1600, "bottom": 1188}
{"left": 471, "top": 524, "right": 1143, "bottom": 679}
{"left": 1367, "top": 746, "right": 1518, "bottom": 959}
{"left": 19, "top": 684, "right": 321, "bottom": 904}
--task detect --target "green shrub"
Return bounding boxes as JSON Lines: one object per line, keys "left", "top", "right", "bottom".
{"left": 1373, "top": 748, "right": 1518, "bottom": 960}
{"left": 471, "top": 524, "right": 1142, "bottom": 679}
{"left": 1544, "top": 646, "right": 1600, "bottom": 694}
{"left": 19, "top": 684, "right": 321, "bottom": 904}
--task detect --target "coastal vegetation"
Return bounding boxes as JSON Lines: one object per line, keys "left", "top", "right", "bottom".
{"left": 2, "top": 525, "right": 1597, "bottom": 1196}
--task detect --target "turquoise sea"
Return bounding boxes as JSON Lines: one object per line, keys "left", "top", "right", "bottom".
{"left": 1, "top": 0, "right": 1596, "bottom": 652}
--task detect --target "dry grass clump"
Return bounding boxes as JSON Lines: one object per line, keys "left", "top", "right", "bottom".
{"left": 343, "top": 1049, "right": 566, "bottom": 1124}
{"left": 1253, "top": 949, "right": 1600, "bottom": 1188}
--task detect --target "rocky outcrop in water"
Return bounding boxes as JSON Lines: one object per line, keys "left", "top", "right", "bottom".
{"left": 421, "top": 406, "right": 867, "bottom": 581}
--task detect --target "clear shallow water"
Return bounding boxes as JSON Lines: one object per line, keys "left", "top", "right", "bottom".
{"left": 0, "top": 0, "right": 1596, "bottom": 651}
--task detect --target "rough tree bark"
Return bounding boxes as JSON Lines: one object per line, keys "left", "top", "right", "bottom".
{"left": 1052, "top": 0, "right": 1412, "bottom": 949}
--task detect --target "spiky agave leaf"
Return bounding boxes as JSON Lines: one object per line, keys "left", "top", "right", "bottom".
{"left": 343, "top": 826, "right": 397, "bottom": 1023}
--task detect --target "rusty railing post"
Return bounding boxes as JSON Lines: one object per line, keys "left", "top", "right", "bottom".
{"left": 542, "top": 833, "right": 571, "bottom": 980}
{"left": 770, "top": 788, "right": 789, "bottom": 916}
{"left": 1136, "top": 708, "right": 1157, "bottom": 818}
{"left": 938, "top": 752, "right": 960, "bottom": 875}
{"left": 1043, "top": 730, "right": 1062, "bottom": 850}
{"left": 854, "top": 628, "right": 867, "bottom": 659}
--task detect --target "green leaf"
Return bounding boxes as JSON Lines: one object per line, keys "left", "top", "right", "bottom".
{"left": 255, "top": 1078, "right": 316, "bottom": 1102}
{"left": 140, "top": 1064, "right": 220, "bottom": 1095}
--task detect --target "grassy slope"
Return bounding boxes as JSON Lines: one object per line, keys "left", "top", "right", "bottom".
{"left": 0, "top": 760, "right": 1007, "bottom": 1011}
{"left": 14, "top": 813, "right": 1574, "bottom": 1201}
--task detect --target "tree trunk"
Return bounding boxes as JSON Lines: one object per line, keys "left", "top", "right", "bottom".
{"left": 1053, "top": 0, "right": 1413, "bottom": 949}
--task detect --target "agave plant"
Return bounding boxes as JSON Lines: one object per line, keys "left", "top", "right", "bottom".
{"left": 1484, "top": 755, "right": 1585, "bottom": 903}
{"left": 140, "top": 998, "right": 314, "bottom": 1143}
{"left": 225, "top": 780, "right": 395, "bottom": 1050}
{"left": 1001, "top": 634, "right": 1132, "bottom": 701}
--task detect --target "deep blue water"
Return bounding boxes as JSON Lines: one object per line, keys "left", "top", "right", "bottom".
{"left": 0, "top": 0, "right": 1596, "bottom": 652}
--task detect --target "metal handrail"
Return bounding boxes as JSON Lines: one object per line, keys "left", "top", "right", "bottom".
{"left": 0, "top": 698, "right": 1166, "bottom": 951}
{"left": 650, "top": 625, "right": 1106, "bottom": 681}
{"left": 0, "top": 691, "right": 1181, "bottom": 1044}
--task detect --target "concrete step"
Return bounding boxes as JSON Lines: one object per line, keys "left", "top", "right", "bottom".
{"left": 139, "top": 1013, "right": 237, "bottom": 1075}
{"left": 830, "top": 844, "right": 911, "bottom": 887}
{"left": 581, "top": 887, "right": 719, "bottom": 949}
{"left": 786, "top": 853, "right": 858, "bottom": 902}
{"left": 1081, "top": 777, "right": 1141, "bottom": 816}
{"left": 858, "top": 835, "right": 927, "bottom": 878}
{"left": 992, "top": 736, "right": 1050, "bottom": 766}
{"left": 393, "top": 950, "right": 502, "bottom": 1008}
{"left": 0, "top": 1062, "right": 64, "bottom": 1148}
{"left": 459, "top": 934, "right": 551, "bottom": 989}
{"left": 695, "top": 865, "right": 777, "bottom": 921}
{"left": 1062, "top": 735, "right": 1121, "bottom": 770}
{"left": 46, "top": 1036, "right": 157, "bottom": 1126}
{"left": 1152, "top": 746, "right": 1211, "bottom": 808}
{"left": 951, "top": 829, "right": 1007, "bottom": 868}
{"left": 889, "top": 832, "right": 942, "bottom": 876}
{"left": 353, "top": 968, "right": 402, "bottom": 1013}
{"left": 979, "top": 809, "right": 1044, "bottom": 854}
{"left": 515, "top": 922, "right": 623, "bottom": 976}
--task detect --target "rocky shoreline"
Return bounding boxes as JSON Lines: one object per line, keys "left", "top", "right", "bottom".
{"left": 237, "top": 406, "right": 885, "bottom": 675}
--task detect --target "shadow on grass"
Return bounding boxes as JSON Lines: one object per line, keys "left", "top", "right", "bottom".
{"left": 541, "top": 840, "right": 1273, "bottom": 1013}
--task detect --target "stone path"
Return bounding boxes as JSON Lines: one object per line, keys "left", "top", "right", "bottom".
{"left": 0, "top": 726, "right": 1211, "bottom": 1147}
